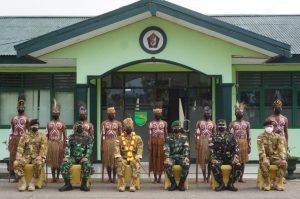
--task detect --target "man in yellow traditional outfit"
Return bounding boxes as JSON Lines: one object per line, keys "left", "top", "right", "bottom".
{"left": 114, "top": 118, "right": 143, "bottom": 192}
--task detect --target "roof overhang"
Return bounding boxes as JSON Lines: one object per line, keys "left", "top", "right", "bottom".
{"left": 14, "top": 0, "right": 292, "bottom": 58}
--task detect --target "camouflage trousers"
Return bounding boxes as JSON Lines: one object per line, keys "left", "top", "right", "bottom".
{"left": 60, "top": 157, "right": 91, "bottom": 180}
{"left": 14, "top": 157, "right": 44, "bottom": 179}
{"left": 260, "top": 155, "right": 287, "bottom": 179}
{"left": 116, "top": 158, "right": 140, "bottom": 178}
{"left": 211, "top": 160, "right": 242, "bottom": 183}
{"left": 164, "top": 157, "right": 190, "bottom": 179}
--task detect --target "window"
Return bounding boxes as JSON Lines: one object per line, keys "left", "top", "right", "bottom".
{"left": 0, "top": 73, "right": 75, "bottom": 126}
{"left": 237, "top": 72, "right": 298, "bottom": 128}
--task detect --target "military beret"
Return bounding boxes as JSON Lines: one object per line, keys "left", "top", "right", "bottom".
{"left": 171, "top": 120, "right": 181, "bottom": 128}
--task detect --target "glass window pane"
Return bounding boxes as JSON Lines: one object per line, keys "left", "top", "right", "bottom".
{"left": 101, "top": 89, "right": 124, "bottom": 121}
{"left": 0, "top": 91, "right": 18, "bottom": 125}
{"left": 125, "top": 73, "right": 155, "bottom": 88}
{"left": 157, "top": 73, "right": 187, "bottom": 88}
{"left": 239, "top": 91, "right": 260, "bottom": 126}
{"left": 264, "top": 89, "right": 292, "bottom": 122}
{"left": 189, "top": 73, "right": 211, "bottom": 87}
{"left": 55, "top": 92, "right": 74, "bottom": 125}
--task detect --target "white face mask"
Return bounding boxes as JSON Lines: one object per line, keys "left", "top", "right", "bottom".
{"left": 265, "top": 127, "right": 273, "bottom": 133}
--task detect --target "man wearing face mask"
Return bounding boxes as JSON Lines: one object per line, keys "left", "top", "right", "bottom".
{"left": 229, "top": 102, "right": 251, "bottom": 182}
{"left": 257, "top": 121, "right": 287, "bottom": 191}
{"left": 59, "top": 123, "right": 93, "bottom": 192}
{"left": 148, "top": 103, "right": 168, "bottom": 183}
{"left": 14, "top": 119, "right": 47, "bottom": 191}
{"left": 195, "top": 106, "right": 216, "bottom": 183}
{"left": 114, "top": 118, "right": 143, "bottom": 192}
{"left": 9, "top": 94, "right": 30, "bottom": 182}
{"left": 46, "top": 99, "right": 67, "bottom": 183}
{"left": 73, "top": 102, "right": 94, "bottom": 140}
{"left": 164, "top": 120, "right": 190, "bottom": 191}
{"left": 266, "top": 99, "right": 288, "bottom": 150}
{"left": 101, "top": 105, "right": 122, "bottom": 183}
{"left": 209, "top": 119, "right": 241, "bottom": 192}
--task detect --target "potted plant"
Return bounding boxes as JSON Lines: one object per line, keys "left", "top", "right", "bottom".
{"left": 286, "top": 147, "right": 299, "bottom": 179}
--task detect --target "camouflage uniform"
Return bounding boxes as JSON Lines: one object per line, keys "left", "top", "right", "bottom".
{"left": 257, "top": 130, "right": 287, "bottom": 190}
{"left": 209, "top": 120, "right": 241, "bottom": 191}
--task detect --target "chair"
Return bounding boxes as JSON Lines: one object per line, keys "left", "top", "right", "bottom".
{"left": 117, "top": 164, "right": 141, "bottom": 190}
{"left": 211, "top": 165, "right": 232, "bottom": 189}
{"left": 164, "top": 165, "right": 189, "bottom": 190}
{"left": 257, "top": 165, "right": 282, "bottom": 190}
{"left": 70, "top": 165, "right": 91, "bottom": 187}
{"left": 18, "top": 164, "right": 46, "bottom": 189}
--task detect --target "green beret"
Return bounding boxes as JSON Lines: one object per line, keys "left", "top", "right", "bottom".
{"left": 171, "top": 120, "right": 181, "bottom": 128}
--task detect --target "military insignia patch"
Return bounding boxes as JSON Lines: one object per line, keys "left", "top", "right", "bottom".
{"left": 134, "top": 112, "right": 148, "bottom": 126}
{"left": 139, "top": 26, "right": 167, "bottom": 54}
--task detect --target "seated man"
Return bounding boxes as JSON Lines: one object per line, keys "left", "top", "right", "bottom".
{"left": 164, "top": 120, "right": 190, "bottom": 191}
{"left": 59, "top": 123, "right": 93, "bottom": 192}
{"left": 209, "top": 119, "right": 241, "bottom": 192}
{"left": 14, "top": 119, "right": 47, "bottom": 192}
{"left": 114, "top": 118, "right": 143, "bottom": 192}
{"left": 257, "top": 121, "right": 287, "bottom": 191}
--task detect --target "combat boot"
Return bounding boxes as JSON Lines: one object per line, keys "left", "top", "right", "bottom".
{"left": 178, "top": 176, "right": 187, "bottom": 191}
{"left": 226, "top": 178, "right": 238, "bottom": 191}
{"left": 274, "top": 177, "right": 285, "bottom": 191}
{"left": 263, "top": 177, "right": 271, "bottom": 191}
{"left": 80, "top": 178, "right": 90, "bottom": 192}
{"left": 28, "top": 177, "right": 37, "bottom": 191}
{"left": 118, "top": 176, "right": 125, "bottom": 192}
{"left": 214, "top": 175, "right": 225, "bottom": 192}
{"left": 18, "top": 176, "right": 27, "bottom": 192}
{"left": 168, "top": 176, "right": 177, "bottom": 191}
{"left": 129, "top": 177, "right": 137, "bottom": 192}
{"left": 59, "top": 179, "right": 73, "bottom": 192}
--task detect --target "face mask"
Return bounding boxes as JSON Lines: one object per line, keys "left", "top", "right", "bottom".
{"left": 218, "top": 127, "right": 226, "bottom": 132}
{"left": 80, "top": 115, "right": 86, "bottom": 121}
{"left": 154, "top": 115, "right": 161, "bottom": 120}
{"left": 108, "top": 114, "right": 115, "bottom": 121}
{"left": 53, "top": 115, "right": 59, "bottom": 120}
{"left": 31, "top": 127, "right": 38, "bottom": 132}
{"left": 236, "top": 112, "right": 243, "bottom": 120}
{"left": 126, "top": 128, "right": 132, "bottom": 134}
{"left": 204, "top": 114, "right": 211, "bottom": 120}
{"left": 265, "top": 127, "right": 273, "bottom": 133}
{"left": 274, "top": 108, "right": 281, "bottom": 114}
{"left": 18, "top": 109, "right": 24, "bottom": 114}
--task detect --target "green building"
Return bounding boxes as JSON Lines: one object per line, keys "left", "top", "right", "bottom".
{"left": 0, "top": 0, "right": 299, "bottom": 162}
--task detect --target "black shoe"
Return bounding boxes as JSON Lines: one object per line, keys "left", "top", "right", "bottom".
{"left": 168, "top": 177, "right": 177, "bottom": 191}
{"left": 80, "top": 178, "right": 90, "bottom": 192}
{"left": 178, "top": 177, "right": 186, "bottom": 191}
{"left": 59, "top": 179, "right": 73, "bottom": 192}
{"left": 215, "top": 183, "right": 225, "bottom": 192}
{"left": 226, "top": 183, "right": 238, "bottom": 191}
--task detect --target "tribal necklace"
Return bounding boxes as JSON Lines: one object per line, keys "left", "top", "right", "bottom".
{"left": 121, "top": 132, "right": 136, "bottom": 161}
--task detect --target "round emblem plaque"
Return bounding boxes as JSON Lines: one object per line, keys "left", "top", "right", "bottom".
{"left": 139, "top": 26, "right": 167, "bottom": 54}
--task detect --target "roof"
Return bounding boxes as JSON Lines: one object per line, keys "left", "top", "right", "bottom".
{"left": 12, "top": 0, "right": 291, "bottom": 58}
{"left": 0, "top": 8, "right": 297, "bottom": 57}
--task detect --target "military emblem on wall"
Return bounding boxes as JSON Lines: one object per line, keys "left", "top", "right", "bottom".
{"left": 134, "top": 112, "right": 148, "bottom": 126}
{"left": 139, "top": 26, "right": 167, "bottom": 54}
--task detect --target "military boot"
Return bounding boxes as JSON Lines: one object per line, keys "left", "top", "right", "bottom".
{"left": 263, "top": 177, "right": 271, "bottom": 191}
{"left": 129, "top": 177, "right": 137, "bottom": 192}
{"left": 214, "top": 175, "right": 225, "bottom": 192}
{"left": 28, "top": 177, "right": 37, "bottom": 191}
{"left": 168, "top": 176, "right": 177, "bottom": 191}
{"left": 274, "top": 177, "right": 285, "bottom": 191}
{"left": 226, "top": 178, "right": 238, "bottom": 191}
{"left": 18, "top": 176, "right": 27, "bottom": 192}
{"left": 178, "top": 176, "right": 187, "bottom": 191}
{"left": 80, "top": 178, "right": 90, "bottom": 192}
{"left": 112, "top": 168, "right": 117, "bottom": 183}
{"left": 59, "top": 179, "right": 73, "bottom": 192}
{"left": 118, "top": 176, "right": 125, "bottom": 192}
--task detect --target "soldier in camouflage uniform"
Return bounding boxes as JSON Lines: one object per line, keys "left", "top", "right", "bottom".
{"left": 257, "top": 121, "right": 287, "bottom": 191}
{"left": 114, "top": 118, "right": 143, "bottom": 192}
{"left": 164, "top": 120, "right": 190, "bottom": 191}
{"left": 14, "top": 119, "right": 47, "bottom": 192}
{"left": 209, "top": 119, "right": 242, "bottom": 192}
{"left": 59, "top": 123, "right": 93, "bottom": 192}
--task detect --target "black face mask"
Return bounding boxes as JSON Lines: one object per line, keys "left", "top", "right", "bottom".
{"left": 218, "top": 127, "right": 226, "bottom": 132}
{"left": 108, "top": 114, "right": 115, "bottom": 121}
{"left": 126, "top": 128, "right": 132, "bottom": 134}
{"left": 274, "top": 108, "right": 281, "bottom": 114}
{"left": 18, "top": 109, "right": 24, "bottom": 114}
{"left": 53, "top": 115, "right": 59, "bottom": 120}
{"left": 173, "top": 127, "right": 182, "bottom": 134}
{"left": 204, "top": 114, "right": 211, "bottom": 120}
{"left": 31, "top": 127, "right": 38, "bottom": 133}
{"left": 236, "top": 113, "right": 243, "bottom": 120}
{"left": 80, "top": 115, "right": 86, "bottom": 121}
{"left": 154, "top": 115, "right": 161, "bottom": 120}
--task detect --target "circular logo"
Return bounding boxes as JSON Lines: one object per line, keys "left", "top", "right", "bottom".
{"left": 139, "top": 26, "right": 167, "bottom": 54}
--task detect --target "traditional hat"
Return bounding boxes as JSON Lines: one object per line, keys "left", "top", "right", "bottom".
{"left": 107, "top": 102, "right": 116, "bottom": 114}
{"left": 52, "top": 98, "right": 61, "bottom": 114}
{"left": 203, "top": 106, "right": 212, "bottom": 114}
{"left": 153, "top": 102, "right": 162, "bottom": 114}
{"left": 17, "top": 94, "right": 26, "bottom": 108}
{"left": 273, "top": 99, "right": 282, "bottom": 108}
{"left": 123, "top": 118, "right": 134, "bottom": 128}
{"left": 79, "top": 101, "right": 87, "bottom": 115}
{"left": 217, "top": 119, "right": 227, "bottom": 127}
{"left": 235, "top": 101, "right": 246, "bottom": 112}
{"left": 171, "top": 120, "right": 181, "bottom": 128}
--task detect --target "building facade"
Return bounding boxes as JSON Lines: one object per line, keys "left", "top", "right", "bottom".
{"left": 0, "top": 0, "right": 299, "bottom": 161}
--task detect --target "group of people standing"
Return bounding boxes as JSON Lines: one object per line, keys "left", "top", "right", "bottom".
{"left": 7, "top": 94, "right": 289, "bottom": 193}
